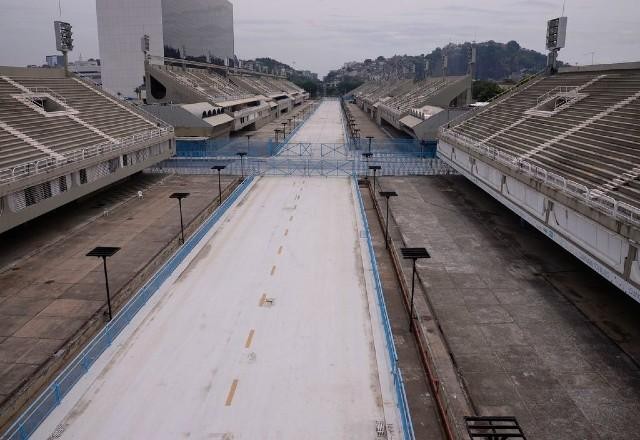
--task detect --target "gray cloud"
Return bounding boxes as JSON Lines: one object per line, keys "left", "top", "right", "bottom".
{"left": 0, "top": 0, "right": 638, "bottom": 76}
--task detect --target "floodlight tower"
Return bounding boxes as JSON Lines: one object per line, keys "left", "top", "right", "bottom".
{"left": 466, "top": 44, "right": 477, "bottom": 105}
{"left": 54, "top": 21, "right": 74, "bottom": 77}
{"left": 141, "top": 34, "right": 150, "bottom": 64}
{"left": 546, "top": 16, "right": 568, "bottom": 74}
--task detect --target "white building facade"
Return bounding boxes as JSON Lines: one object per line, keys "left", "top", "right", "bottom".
{"left": 96, "top": 0, "right": 164, "bottom": 98}
{"left": 161, "top": 0, "right": 234, "bottom": 64}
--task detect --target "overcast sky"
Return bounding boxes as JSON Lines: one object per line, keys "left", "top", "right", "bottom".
{"left": 0, "top": 0, "right": 638, "bottom": 76}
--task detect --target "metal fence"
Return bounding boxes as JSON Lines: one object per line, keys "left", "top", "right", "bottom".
{"left": 1, "top": 177, "right": 256, "bottom": 440}
{"left": 149, "top": 155, "right": 455, "bottom": 178}
{"left": 352, "top": 177, "right": 415, "bottom": 440}
{"left": 176, "top": 140, "right": 438, "bottom": 161}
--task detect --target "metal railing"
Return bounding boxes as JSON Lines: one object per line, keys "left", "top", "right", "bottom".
{"left": 352, "top": 177, "right": 415, "bottom": 440}
{"left": 439, "top": 129, "right": 640, "bottom": 226}
{"left": 150, "top": 155, "right": 454, "bottom": 178}
{"left": 0, "top": 127, "right": 174, "bottom": 186}
{"left": 535, "top": 85, "right": 579, "bottom": 106}
{"left": 0, "top": 176, "right": 255, "bottom": 440}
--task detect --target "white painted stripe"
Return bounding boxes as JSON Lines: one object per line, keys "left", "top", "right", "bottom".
{"left": 521, "top": 89, "right": 640, "bottom": 161}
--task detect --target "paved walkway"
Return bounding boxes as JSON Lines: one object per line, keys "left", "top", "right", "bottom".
{"left": 0, "top": 174, "right": 235, "bottom": 417}
{"left": 380, "top": 175, "right": 640, "bottom": 439}
{"left": 36, "top": 177, "right": 400, "bottom": 439}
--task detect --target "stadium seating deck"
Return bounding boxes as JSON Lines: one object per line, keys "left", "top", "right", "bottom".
{"left": 0, "top": 69, "right": 162, "bottom": 173}
{"left": 442, "top": 68, "right": 640, "bottom": 209}
{"left": 382, "top": 76, "right": 466, "bottom": 115}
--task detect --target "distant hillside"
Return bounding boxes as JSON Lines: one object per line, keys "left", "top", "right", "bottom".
{"left": 429, "top": 40, "right": 550, "bottom": 80}
{"left": 326, "top": 40, "right": 554, "bottom": 82}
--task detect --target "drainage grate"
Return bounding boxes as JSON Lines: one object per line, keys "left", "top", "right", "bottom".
{"left": 465, "top": 416, "right": 526, "bottom": 439}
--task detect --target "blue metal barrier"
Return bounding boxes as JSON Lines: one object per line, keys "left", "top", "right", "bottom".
{"left": 1, "top": 177, "right": 255, "bottom": 440}
{"left": 352, "top": 178, "right": 415, "bottom": 440}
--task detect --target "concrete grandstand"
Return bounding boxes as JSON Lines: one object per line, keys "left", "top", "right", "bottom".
{"left": 145, "top": 60, "right": 309, "bottom": 136}
{"left": 0, "top": 66, "right": 174, "bottom": 234}
{"left": 439, "top": 62, "right": 640, "bottom": 302}
{"left": 351, "top": 75, "right": 471, "bottom": 141}
{"left": 3, "top": 5, "right": 640, "bottom": 439}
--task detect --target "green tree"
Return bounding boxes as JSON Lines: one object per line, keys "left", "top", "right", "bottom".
{"left": 472, "top": 80, "right": 503, "bottom": 102}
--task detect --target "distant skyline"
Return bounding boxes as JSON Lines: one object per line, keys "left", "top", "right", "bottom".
{"left": 0, "top": 0, "right": 638, "bottom": 77}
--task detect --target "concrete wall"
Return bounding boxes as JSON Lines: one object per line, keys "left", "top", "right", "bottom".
{"left": 162, "top": 0, "right": 234, "bottom": 61}
{"left": 96, "top": 0, "right": 164, "bottom": 98}
{"left": 438, "top": 140, "right": 640, "bottom": 302}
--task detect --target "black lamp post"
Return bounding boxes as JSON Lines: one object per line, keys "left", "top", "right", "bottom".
{"left": 246, "top": 134, "right": 253, "bottom": 154}
{"left": 281, "top": 122, "right": 288, "bottom": 137}
{"left": 274, "top": 128, "right": 280, "bottom": 142}
{"left": 170, "top": 193, "right": 190, "bottom": 244}
{"left": 362, "top": 152, "right": 373, "bottom": 179}
{"left": 86, "top": 246, "right": 121, "bottom": 322}
{"left": 369, "top": 165, "right": 381, "bottom": 192}
{"left": 366, "top": 136, "right": 374, "bottom": 153}
{"left": 379, "top": 191, "right": 398, "bottom": 249}
{"left": 401, "top": 248, "right": 431, "bottom": 332}
{"left": 212, "top": 165, "right": 226, "bottom": 206}
{"left": 236, "top": 152, "right": 247, "bottom": 179}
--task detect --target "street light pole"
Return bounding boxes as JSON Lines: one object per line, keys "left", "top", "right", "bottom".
{"left": 246, "top": 134, "right": 253, "bottom": 155}
{"left": 86, "top": 247, "right": 121, "bottom": 322}
{"left": 401, "top": 248, "right": 431, "bottom": 332}
{"left": 366, "top": 136, "right": 374, "bottom": 153}
{"left": 369, "top": 165, "right": 381, "bottom": 192}
{"left": 379, "top": 191, "right": 398, "bottom": 249}
{"left": 169, "top": 193, "right": 190, "bottom": 244}
{"left": 236, "top": 152, "right": 247, "bottom": 180}
{"left": 362, "top": 152, "right": 373, "bottom": 179}
{"left": 212, "top": 165, "right": 226, "bottom": 206}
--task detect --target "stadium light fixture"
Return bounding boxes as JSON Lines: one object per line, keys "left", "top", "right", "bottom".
{"left": 170, "top": 193, "right": 190, "bottom": 244}
{"left": 369, "top": 165, "right": 382, "bottom": 192}
{"left": 212, "top": 165, "right": 226, "bottom": 206}
{"left": 54, "top": 21, "right": 73, "bottom": 77}
{"left": 401, "top": 248, "right": 431, "bottom": 332}
{"left": 236, "top": 152, "right": 247, "bottom": 180}
{"left": 86, "top": 247, "right": 121, "bottom": 321}
{"left": 379, "top": 191, "right": 398, "bottom": 249}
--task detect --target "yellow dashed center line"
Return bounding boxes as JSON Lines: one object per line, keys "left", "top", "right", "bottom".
{"left": 259, "top": 293, "right": 266, "bottom": 306}
{"left": 289, "top": 215, "right": 294, "bottom": 222}
{"left": 225, "top": 379, "right": 239, "bottom": 406}
{"left": 270, "top": 265, "right": 276, "bottom": 276}
{"left": 278, "top": 246, "right": 283, "bottom": 255}
{"left": 284, "top": 229, "right": 289, "bottom": 236}
{"left": 245, "top": 329, "right": 255, "bottom": 349}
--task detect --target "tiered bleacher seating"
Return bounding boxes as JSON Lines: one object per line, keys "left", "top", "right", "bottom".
{"left": 0, "top": 69, "right": 163, "bottom": 173}
{"left": 159, "top": 67, "right": 250, "bottom": 101}
{"left": 382, "top": 77, "right": 464, "bottom": 115}
{"left": 357, "top": 80, "right": 414, "bottom": 107}
{"left": 443, "top": 68, "right": 640, "bottom": 209}
{"left": 231, "top": 75, "right": 284, "bottom": 96}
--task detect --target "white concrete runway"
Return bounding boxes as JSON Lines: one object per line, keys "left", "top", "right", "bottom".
{"left": 34, "top": 101, "right": 401, "bottom": 439}
{"left": 278, "top": 99, "right": 347, "bottom": 158}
